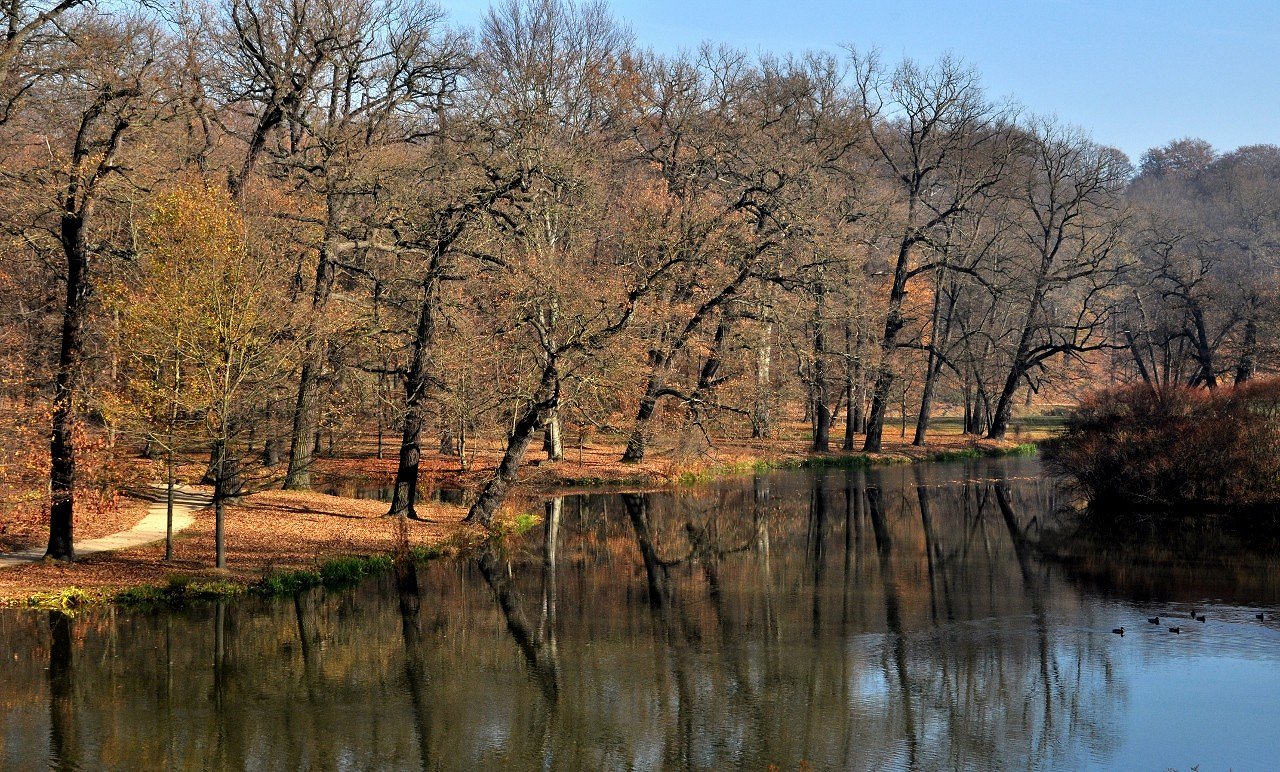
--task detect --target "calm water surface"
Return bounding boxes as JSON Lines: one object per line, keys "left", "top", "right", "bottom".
{"left": 4, "top": 458, "right": 1280, "bottom": 771}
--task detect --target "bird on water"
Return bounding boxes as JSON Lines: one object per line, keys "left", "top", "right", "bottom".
{"left": 1112, "top": 627, "right": 1125, "bottom": 635}
{"left": 1195, "top": 615, "right": 1206, "bottom": 623}
{"left": 1258, "top": 612, "right": 1266, "bottom": 621}
{"left": 1169, "top": 627, "right": 1181, "bottom": 634}
{"left": 1147, "top": 617, "right": 1160, "bottom": 624}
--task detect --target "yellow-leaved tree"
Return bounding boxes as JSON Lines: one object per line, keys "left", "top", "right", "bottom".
{"left": 112, "top": 184, "right": 297, "bottom": 568}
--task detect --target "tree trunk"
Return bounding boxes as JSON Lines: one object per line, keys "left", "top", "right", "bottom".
{"left": 543, "top": 410, "right": 563, "bottom": 461}
{"left": 913, "top": 353, "right": 942, "bottom": 447}
{"left": 811, "top": 285, "right": 831, "bottom": 453}
{"left": 465, "top": 363, "right": 558, "bottom": 528}
{"left": 621, "top": 369, "right": 664, "bottom": 463}
{"left": 283, "top": 358, "right": 321, "bottom": 489}
{"left": 752, "top": 323, "right": 773, "bottom": 439}
{"left": 284, "top": 210, "right": 342, "bottom": 490}
{"left": 863, "top": 367, "right": 893, "bottom": 453}
{"left": 1235, "top": 315, "right": 1258, "bottom": 385}
{"left": 1190, "top": 307, "right": 1218, "bottom": 389}
{"left": 46, "top": 212, "right": 90, "bottom": 562}
{"left": 389, "top": 278, "right": 439, "bottom": 520}
{"left": 842, "top": 322, "right": 857, "bottom": 451}
{"left": 914, "top": 276, "right": 954, "bottom": 447}
{"left": 987, "top": 365, "right": 1022, "bottom": 440}
{"left": 863, "top": 234, "right": 916, "bottom": 453}
{"left": 211, "top": 439, "right": 229, "bottom": 569}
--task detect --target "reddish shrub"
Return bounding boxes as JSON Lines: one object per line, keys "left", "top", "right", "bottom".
{"left": 1046, "top": 379, "right": 1280, "bottom": 523}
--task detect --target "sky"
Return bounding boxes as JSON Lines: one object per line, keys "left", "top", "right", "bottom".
{"left": 441, "top": 0, "right": 1280, "bottom": 164}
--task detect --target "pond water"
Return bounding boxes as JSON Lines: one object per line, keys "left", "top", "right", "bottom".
{"left": 4, "top": 458, "right": 1280, "bottom": 770}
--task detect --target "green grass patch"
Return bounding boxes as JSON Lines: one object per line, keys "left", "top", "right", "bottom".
{"left": 926, "top": 448, "right": 982, "bottom": 462}
{"left": 410, "top": 544, "right": 444, "bottom": 562}
{"left": 253, "top": 568, "right": 322, "bottom": 595}
{"left": 985, "top": 442, "right": 1039, "bottom": 457}
{"left": 254, "top": 554, "right": 408, "bottom": 596}
{"left": 114, "top": 576, "right": 245, "bottom": 607}
{"left": 26, "top": 587, "right": 94, "bottom": 612}
{"left": 510, "top": 512, "right": 541, "bottom": 535}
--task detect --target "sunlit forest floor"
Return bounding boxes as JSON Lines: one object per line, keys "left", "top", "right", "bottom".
{"left": 0, "top": 490, "right": 470, "bottom": 602}
{"left": 315, "top": 415, "right": 1059, "bottom": 493}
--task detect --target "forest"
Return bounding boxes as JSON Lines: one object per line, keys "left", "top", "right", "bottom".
{"left": 2, "top": 0, "right": 1278, "bottom": 562}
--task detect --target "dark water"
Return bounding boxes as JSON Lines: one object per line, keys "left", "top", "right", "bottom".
{"left": 4, "top": 458, "right": 1280, "bottom": 771}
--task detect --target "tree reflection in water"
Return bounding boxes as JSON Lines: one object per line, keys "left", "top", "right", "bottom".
{"left": 6, "top": 458, "right": 1280, "bottom": 769}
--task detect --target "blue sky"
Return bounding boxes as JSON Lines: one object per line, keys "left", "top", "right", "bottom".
{"left": 443, "top": 0, "right": 1280, "bottom": 163}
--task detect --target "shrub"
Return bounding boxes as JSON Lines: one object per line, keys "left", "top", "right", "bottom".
{"left": 1045, "top": 380, "right": 1280, "bottom": 523}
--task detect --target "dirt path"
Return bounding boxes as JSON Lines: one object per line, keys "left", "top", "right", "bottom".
{"left": 0, "top": 486, "right": 210, "bottom": 570}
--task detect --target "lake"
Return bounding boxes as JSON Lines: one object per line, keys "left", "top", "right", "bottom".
{"left": 4, "top": 457, "right": 1280, "bottom": 770}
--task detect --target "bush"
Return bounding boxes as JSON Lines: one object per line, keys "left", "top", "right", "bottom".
{"left": 1045, "top": 380, "right": 1280, "bottom": 523}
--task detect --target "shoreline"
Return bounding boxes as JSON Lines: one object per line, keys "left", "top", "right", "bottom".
{"left": 0, "top": 435, "right": 1040, "bottom": 609}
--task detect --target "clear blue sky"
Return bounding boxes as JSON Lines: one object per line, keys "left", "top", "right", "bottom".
{"left": 443, "top": 0, "right": 1280, "bottom": 163}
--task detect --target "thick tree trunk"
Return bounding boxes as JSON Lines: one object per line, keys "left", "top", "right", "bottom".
{"left": 863, "top": 367, "right": 893, "bottom": 453}
{"left": 388, "top": 385, "right": 426, "bottom": 520}
{"left": 284, "top": 209, "right": 342, "bottom": 490}
{"left": 987, "top": 365, "right": 1022, "bottom": 440}
{"left": 543, "top": 410, "right": 563, "bottom": 461}
{"left": 621, "top": 369, "right": 664, "bottom": 463}
{"left": 389, "top": 279, "right": 439, "bottom": 520}
{"left": 283, "top": 357, "right": 321, "bottom": 489}
{"left": 46, "top": 213, "right": 90, "bottom": 562}
{"left": 465, "top": 363, "right": 558, "bottom": 528}
{"left": 863, "top": 234, "right": 916, "bottom": 453}
{"left": 1235, "top": 316, "right": 1258, "bottom": 385}
{"left": 811, "top": 390, "right": 832, "bottom": 452}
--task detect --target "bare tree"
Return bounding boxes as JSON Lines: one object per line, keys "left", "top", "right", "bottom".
{"left": 986, "top": 121, "right": 1129, "bottom": 439}
{"left": 849, "top": 53, "right": 1015, "bottom": 451}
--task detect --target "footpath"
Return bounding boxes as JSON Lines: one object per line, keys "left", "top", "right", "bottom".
{"left": 0, "top": 486, "right": 210, "bottom": 569}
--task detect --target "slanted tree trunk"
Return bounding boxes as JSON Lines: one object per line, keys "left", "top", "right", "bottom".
{"left": 621, "top": 270, "right": 750, "bottom": 462}
{"left": 622, "top": 358, "right": 666, "bottom": 462}
{"left": 863, "top": 232, "right": 918, "bottom": 452}
{"left": 465, "top": 362, "right": 559, "bottom": 528}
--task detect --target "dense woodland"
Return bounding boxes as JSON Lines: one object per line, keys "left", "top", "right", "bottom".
{"left": 1, "top": 0, "right": 1278, "bottom": 559}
